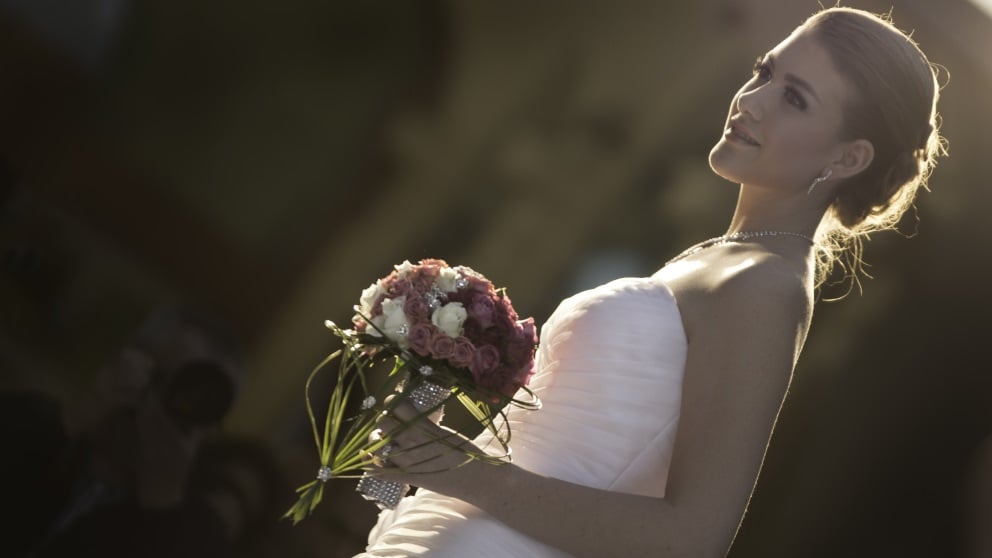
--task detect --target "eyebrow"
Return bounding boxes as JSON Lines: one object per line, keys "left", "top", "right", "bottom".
{"left": 765, "top": 54, "right": 822, "bottom": 104}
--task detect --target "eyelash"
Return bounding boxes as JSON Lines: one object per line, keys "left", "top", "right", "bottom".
{"left": 751, "top": 57, "right": 807, "bottom": 111}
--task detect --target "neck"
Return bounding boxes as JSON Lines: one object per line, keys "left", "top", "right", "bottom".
{"left": 726, "top": 183, "right": 827, "bottom": 238}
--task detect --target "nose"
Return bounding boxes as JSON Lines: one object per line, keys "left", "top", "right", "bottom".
{"left": 736, "top": 87, "right": 763, "bottom": 120}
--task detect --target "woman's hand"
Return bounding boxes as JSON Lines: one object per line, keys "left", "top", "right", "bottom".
{"left": 372, "top": 399, "right": 484, "bottom": 492}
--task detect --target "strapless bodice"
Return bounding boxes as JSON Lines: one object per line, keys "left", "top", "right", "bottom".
{"left": 357, "top": 274, "right": 687, "bottom": 557}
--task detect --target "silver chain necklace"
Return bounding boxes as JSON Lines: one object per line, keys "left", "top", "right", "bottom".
{"left": 666, "top": 230, "right": 815, "bottom": 265}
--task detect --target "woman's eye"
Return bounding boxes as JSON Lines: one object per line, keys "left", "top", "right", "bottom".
{"left": 785, "top": 87, "right": 807, "bottom": 110}
{"left": 752, "top": 58, "right": 771, "bottom": 81}
{"left": 750, "top": 57, "right": 808, "bottom": 111}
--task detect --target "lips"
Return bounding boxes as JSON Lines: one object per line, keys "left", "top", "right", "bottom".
{"left": 728, "top": 123, "right": 760, "bottom": 146}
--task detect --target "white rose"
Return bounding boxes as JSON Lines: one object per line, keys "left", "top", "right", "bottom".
{"left": 393, "top": 260, "right": 415, "bottom": 277}
{"left": 358, "top": 281, "right": 386, "bottom": 316}
{"left": 381, "top": 296, "right": 411, "bottom": 347}
{"left": 436, "top": 267, "right": 460, "bottom": 293}
{"left": 366, "top": 315, "right": 385, "bottom": 337}
{"left": 432, "top": 302, "right": 467, "bottom": 338}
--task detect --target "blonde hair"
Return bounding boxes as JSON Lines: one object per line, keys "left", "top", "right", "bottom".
{"left": 801, "top": 7, "right": 947, "bottom": 289}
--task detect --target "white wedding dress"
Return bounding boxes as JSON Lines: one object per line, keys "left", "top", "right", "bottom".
{"left": 357, "top": 271, "right": 688, "bottom": 557}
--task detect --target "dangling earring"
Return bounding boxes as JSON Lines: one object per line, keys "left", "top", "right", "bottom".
{"left": 807, "top": 168, "right": 833, "bottom": 195}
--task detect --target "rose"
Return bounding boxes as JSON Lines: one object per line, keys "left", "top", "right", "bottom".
{"left": 380, "top": 296, "right": 411, "bottom": 347}
{"left": 407, "top": 322, "right": 436, "bottom": 357}
{"left": 471, "top": 344, "right": 501, "bottom": 380}
{"left": 455, "top": 266, "right": 489, "bottom": 292}
{"left": 418, "top": 258, "right": 447, "bottom": 270}
{"left": 480, "top": 323, "right": 504, "bottom": 347}
{"left": 487, "top": 365, "right": 521, "bottom": 399}
{"left": 460, "top": 319, "right": 483, "bottom": 344}
{"left": 449, "top": 337, "right": 476, "bottom": 369}
{"left": 432, "top": 302, "right": 467, "bottom": 338}
{"left": 436, "top": 266, "right": 461, "bottom": 293}
{"left": 507, "top": 318, "right": 538, "bottom": 365}
{"left": 409, "top": 260, "right": 442, "bottom": 292}
{"left": 516, "top": 357, "right": 535, "bottom": 385}
{"left": 410, "top": 272, "right": 434, "bottom": 294}
{"left": 358, "top": 281, "right": 385, "bottom": 317}
{"left": 508, "top": 340, "right": 533, "bottom": 369}
{"left": 518, "top": 317, "right": 537, "bottom": 346}
{"left": 403, "top": 295, "right": 430, "bottom": 321}
{"left": 393, "top": 260, "right": 416, "bottom": 277}
{"left": 385, "top": 277, "right": 413, "bottom": 298}
{"left": 467, "top": 294, "right": 496, "bottom": 329}
{"left": 498, "top": 293, "right": 519, "bottom": 322}
{"left": 430, "top": 333, "right": 457, "bottom": 360}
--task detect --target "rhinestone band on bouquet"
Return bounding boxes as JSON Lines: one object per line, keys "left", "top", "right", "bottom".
{"left": 355, "top": 380, "right": 452, "bottom": 509}
{"left": 284, "top": 259, "right": 541, "bottom": 522}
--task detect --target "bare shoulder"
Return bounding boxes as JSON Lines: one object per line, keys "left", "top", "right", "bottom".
{"left": 664, "top": 248, "right": 813, "bottom": 343}
{"left": 712, "top": 254, "right": 811, "bottom": 318}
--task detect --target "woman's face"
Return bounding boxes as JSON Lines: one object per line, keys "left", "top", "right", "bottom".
{"left": 709, "top": 29, "right": 854, "bottom": 191}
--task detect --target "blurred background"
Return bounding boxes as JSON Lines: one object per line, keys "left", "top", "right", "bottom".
{"left": 1, "top": 0, "right": 990, "bottom": 556}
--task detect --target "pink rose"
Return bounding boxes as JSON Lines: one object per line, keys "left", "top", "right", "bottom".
{"left": 410, "top": 274, "right": 433, "bottom": 294}
{"left": 386, "top": 277, "right": 413, "bottom": 298}
{"left": 407, "top": 322, "right": 436, "bottom": 357}
{"left": 449, "top": 337, "right": 476, "bottom": 369}
{"left": 419, "top": 258, "right": 448, "bottom": 270}
{"left": 411, "top": 260, "right": 442, "bottom": 288}
{"left": 403, "top": 295, "right": 430, "bottom": 321}
{"left": 430, "top": 332, "right": 457, "bottom": 360}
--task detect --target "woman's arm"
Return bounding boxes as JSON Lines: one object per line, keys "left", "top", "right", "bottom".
{"left": 381, "top": 261, "right": 810, "bottom": 557}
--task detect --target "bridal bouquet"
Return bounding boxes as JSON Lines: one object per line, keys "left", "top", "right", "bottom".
{"left": 285, "top": 259, "right": 540, "bottom": 522}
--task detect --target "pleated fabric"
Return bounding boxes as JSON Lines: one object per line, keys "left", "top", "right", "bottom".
{"left": 357, "top": 276, "right": 688, "bottom": 557}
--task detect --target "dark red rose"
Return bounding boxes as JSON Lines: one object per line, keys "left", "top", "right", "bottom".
{"left": 472, "top": 344, "right": 501, "bottom": 378}
{"left": 462, "top": 319, "right": 483, "bottom": 343}
{"left": 468, "top": 294, "right": 496, "bottom": 329}
{"left": 497, "top": 292, "right": 519, "bottom": 322}
{"left": 515, "top": 357, "right": 535, "bottom": 386}
{"left": 482, "top": 365, "right": 520, "bottom": 399}
{"left": 518, "top": 317, "right": 538, "bottom": 346}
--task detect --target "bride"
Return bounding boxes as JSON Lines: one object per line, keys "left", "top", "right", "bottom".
{"left": 357, "top": 7, "right": 944, "bottom": 557}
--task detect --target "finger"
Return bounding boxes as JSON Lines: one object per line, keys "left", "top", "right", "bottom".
{"left": 362, "top": 429, "right": 400, "bottom": 468}
{"left": 387, "top": 398, "right": 423, "bottom": 422}
{"left": 372, "top": 441, "right": 400, "bottom": 469}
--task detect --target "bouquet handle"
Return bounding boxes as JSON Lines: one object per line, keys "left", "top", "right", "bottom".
{"left": 357, "top": 381, "right": 452, "bottom": 509}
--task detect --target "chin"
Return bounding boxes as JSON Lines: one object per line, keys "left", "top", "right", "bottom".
{"left": 708, "top": 144, "right": 743, "bottom": 184}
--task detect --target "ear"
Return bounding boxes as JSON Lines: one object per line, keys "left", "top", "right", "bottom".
{"left": 830, "top": 139, "right": 875, "bottom": 180}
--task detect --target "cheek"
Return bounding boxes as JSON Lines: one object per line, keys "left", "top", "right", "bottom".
{"left": 769, "top": 124, "right": 836, "bottom": 169}
{"left": 744, "top": 126, "right": 837, "bottom": 188}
